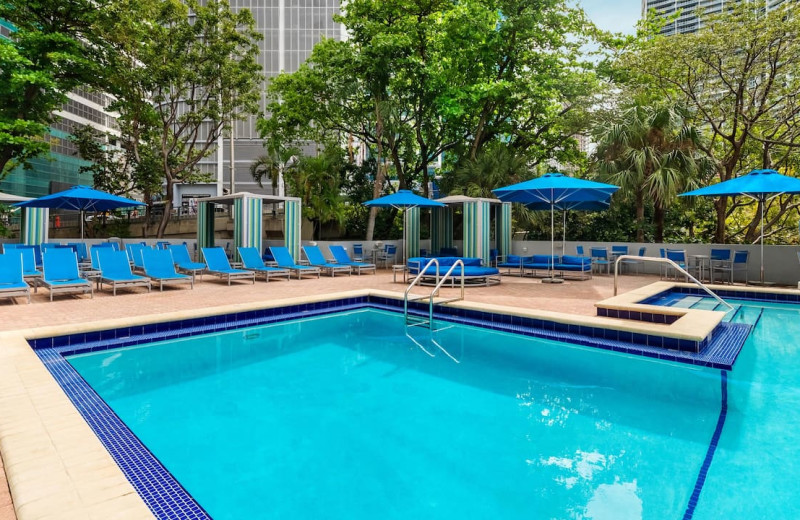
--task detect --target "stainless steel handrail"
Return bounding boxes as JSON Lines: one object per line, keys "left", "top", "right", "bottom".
{"left": 427, "top": 260, "right": 466, "bottom": 328}
{"left": 404, "top": 258, "right": 439, "bottom": 324}
{"left": 613, "top": 255, "right": 733, "bottom": 311}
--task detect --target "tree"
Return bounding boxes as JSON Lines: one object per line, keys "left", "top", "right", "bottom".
{"left": 0, "top": 0, "right": 109, "bottom": 177}
{"left": 107, "top": 0, "right": 263, "bottom": 237}
{"left": 621, "top": 4, "right": 800, "bottom": 243}
{"left": 250, "top": 144, "right": 300, "bottom": 194}
{"left": 282, "top": 147, "right": 347, "bottom": 240}
{"left": 592, "top": 102, "right": 704, "bottom": 242}
{"left": 442, "top": 144, "right": 528, "bottom": 199}
{"left": 259, "top": 0, "right": 596, "bottom": 239}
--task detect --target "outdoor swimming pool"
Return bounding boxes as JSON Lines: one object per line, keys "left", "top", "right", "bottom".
{"left": 56, "top": 305, "right": 728, "bottom": 520}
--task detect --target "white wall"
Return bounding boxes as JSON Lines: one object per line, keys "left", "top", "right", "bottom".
{"left": 512, "top": 240, "right": 800, "bottom": 286}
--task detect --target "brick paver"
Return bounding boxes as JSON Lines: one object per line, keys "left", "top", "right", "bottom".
{"left": 0, "top": 269, "right": 660, "bottom": 520}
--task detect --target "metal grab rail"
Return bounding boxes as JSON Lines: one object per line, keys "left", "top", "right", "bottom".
{"left": 403, "top": 258, "right": 466, "bottom": 329}
{"left": 427, "top": 260, "right": 466, "bottom": 328}
{"left": 613, "top": 255, "right": 733, "bottom": 311}
{"left": 404, "top": 258, "right": 439, "bottom": 324}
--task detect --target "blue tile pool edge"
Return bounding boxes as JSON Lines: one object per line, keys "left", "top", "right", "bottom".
{"left": 28, "top": 295, "right": 751, "bottom": 519}
{"left": 683, "top": 370, "right": 728, "bottom": 519}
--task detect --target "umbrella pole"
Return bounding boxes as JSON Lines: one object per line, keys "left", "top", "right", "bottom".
{"left": 562, "top": 210, "right": 567, "bottom": 255}
{"left": 543, "top": 201, "right": 563, "bottom": 284}
{"left": 760, "top": 199, "right": 765, "bottom": 284}
{"left": 80, "top": 209, "right": 84, "bottom": 240}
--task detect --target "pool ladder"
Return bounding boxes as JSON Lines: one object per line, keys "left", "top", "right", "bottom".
{"left": 403, "top": 258, "right": 465, "bottom": 331}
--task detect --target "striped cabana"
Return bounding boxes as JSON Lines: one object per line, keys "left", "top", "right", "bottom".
{"left": 233, "top": 196, "right": 263, "bottom": 263}
{"left": 283, "top": 198, "right": 302, "bottom": 259}
{"left": 430, "top": 206, "right": 453, "bottom": 255}
{"left": 22, "top": 207, "right": 49, "bottom": 245}
{"left": 404, "top": 206, "right": 420, "bottom": 259}
{"left": 497, "top": 202, "right": 512, "bottom": 258}
{"left": 197, "top": 192, "right": 302, "bottom": 260}
{"left": 435, "top": 196, "right": 503, "bottom": 265}
{"left": 462, "top": 199, "right": 491, "bottom": 264}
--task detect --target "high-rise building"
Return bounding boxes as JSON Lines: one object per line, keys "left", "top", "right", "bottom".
{"left": 642, "top": 0, "right": 794, "bottom": 35}
{"left": 195, "top": 1, "right": 346, "bottom": 198}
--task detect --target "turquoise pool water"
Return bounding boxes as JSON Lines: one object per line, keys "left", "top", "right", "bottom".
{"left": 65, "top": 305, "right": 789, "bottom": 519}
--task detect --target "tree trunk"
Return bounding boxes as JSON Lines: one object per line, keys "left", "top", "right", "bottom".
{"left": 654, "top": 205, "right": 666, "bottom": 243}
{"left": 635, "top": 189, "right": 645, "bottom": 242}
{"left": 714, "top": 196, "right": 727, "bottom": 243}
{"left": 156, "top": 179, "right": 174, "bottom": 238}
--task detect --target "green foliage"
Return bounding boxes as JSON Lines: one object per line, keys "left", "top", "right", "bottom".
{"left": 591, "top": 101, "right": 705, "bottom": 242}
{"left": 617, "top": 3, "right": 800, "bottom": 243}
{"left": 441, "top": 144, "right": 529, "bottom": 198}
{"left": 260, "top": 0, "right": 596, "bottom": 196}
{"left": 282, "top": 146, "right": 348, "bottom": 240}
{"left": 0, "top": 0, "right": 108, "bottom": 177}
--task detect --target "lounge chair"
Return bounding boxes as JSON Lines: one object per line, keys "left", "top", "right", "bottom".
{"left": 168, "top": 244, "right": 206, "bottom": 282}
{"left": 142, "top": 249, "right": 193, "bottom": 291}
{"left": 0, "top": 253, "right": 31, "bottom": 304}
{"left": 97, "top": 249, "right": 152, "bottom": 295}
{"left": 40, "top": 248, "right": 93, "bottom": 301}
{"left": 270, "top": 246, "right": 320, "bottom": 279}
{"left": 237, "top": 247, "right": 291, "bottom": 281}
{"left": 126, "top": 243, "right": 149, "bottom": 272}
{"left": 302, "top": 245, "right": 351, "bottom": 277}
{"left": 201, "top": 247, "right": 255, "bottom": 285}
{"left": 329, "top": 245, "right": 376, "bottom": 275}
{"left": 17, "top": 246, "right": 43, "bottom": 285}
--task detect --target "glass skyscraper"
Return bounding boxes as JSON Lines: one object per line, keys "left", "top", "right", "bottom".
{"left": 198, "top": 0, "right": 346, "bottom": 197}
{"left": 642, "top": 0, "right": 793, "bottom": 35}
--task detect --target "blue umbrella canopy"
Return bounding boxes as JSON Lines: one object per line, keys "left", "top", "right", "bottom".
{"left": 493, "top": 173, "right": 619, "bottom": 205}
{"left": 679, "top": 169, "right": 800, "bottom": 283}
{"left": 14, "top": 185, "right": 145, "bottom": 212}
{"left": 14, "top": 185, "right": 144, "bottom": 239}
{"left": 680, "top": 169, "right": 800, "bottom": 200}
{"left": 493, "top": 173, "right": 619, "bottom": 282}
{"left": 363, "top": 189, "right": 446, "bottom": 209}
{"left": 363, "top": 190, "right": 444, "bottom": 264}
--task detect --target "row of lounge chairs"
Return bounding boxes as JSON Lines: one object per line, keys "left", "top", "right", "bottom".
{"left": 0, "top": 243, "right": 377, "bottom": 303}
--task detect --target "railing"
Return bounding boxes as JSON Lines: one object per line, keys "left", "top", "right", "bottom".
{"left": 403, "top": 258, "right": 466, "bottom": 329}
{"left": 613, "top": 255, "right": 733, "bottom": 311}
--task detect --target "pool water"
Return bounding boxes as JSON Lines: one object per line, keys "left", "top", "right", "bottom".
{"left": 65, "top": 305, "right": 786, "bottom": 519}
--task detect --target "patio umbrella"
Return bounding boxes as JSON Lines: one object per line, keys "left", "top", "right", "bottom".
{"left": 680, "top": 168, "right": 800, "bottom": 284}
{"left": 493, "top": 173, "right": 619, "bottom": 283}
{"left": 363, "top": 189, "right": 445, "bottom": 264}
{"left": 14, "top": 185, "right": 145, "bottom": 239}
{"left": 525, "top": 198, "right": 612, "bottom": 256}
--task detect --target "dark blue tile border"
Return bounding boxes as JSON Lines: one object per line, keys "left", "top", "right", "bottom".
{"left": 640, "top": 286, "right": 800, "bottom": 306}
{"left": 683, "top": 370, "right": 728, "bottom": 519}
{"left": 28, "top": 294, "right": 751, "bottom": 518}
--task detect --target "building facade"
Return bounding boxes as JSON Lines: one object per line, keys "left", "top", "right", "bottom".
{"left": 642, "top": 0, "right": 794, "bottom": 35}
{"left": 196, "top": 0, "right": 346, "bottom": 198}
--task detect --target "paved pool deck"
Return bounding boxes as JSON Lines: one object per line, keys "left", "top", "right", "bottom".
{"left": 0, "top": 270, "right": 673, "bottom": 520}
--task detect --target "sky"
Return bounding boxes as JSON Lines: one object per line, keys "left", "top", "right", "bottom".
{"left": 579, "top": 0, "right": 641, "bottom": 34}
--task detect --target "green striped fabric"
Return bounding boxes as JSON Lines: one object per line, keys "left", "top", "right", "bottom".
{"left": 196, "top": 201, "right": 215, "bottom": 250}
{"left": 499, "top": 202, "right": 512, "bottom": 258}
{"left": 22, "top": 208, "right": 48, "bottom": 245}
{"left": 284, "top": 199, "right": 301, "bottom": 259}
{"left": 233, "top": 196, "right": 262, "bottom": 263}
{"left": 404, "top": 207, "right": 420, "bottom": 262}
{"left": 463, "top": 200, "right": 490, "bottom": 264}
{"left": 430, "top": 206, "right": 453, "bottom": 254}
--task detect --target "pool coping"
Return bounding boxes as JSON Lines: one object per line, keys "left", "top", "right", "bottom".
{"left": 0, "top": 284, "right": 754, "bottom": 519}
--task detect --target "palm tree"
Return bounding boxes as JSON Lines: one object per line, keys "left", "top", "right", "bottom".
{"left": 448, "top": 145, "right": 528, "bottom": 198}
{"left": 250, "top": 144, "right": 300, "bottom": 194}
{"left": 592, "top": 103, "right": 704, "bottom": 242}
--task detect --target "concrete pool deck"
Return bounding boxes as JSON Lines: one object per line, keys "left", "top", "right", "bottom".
{"left": 0, "top": 271, "right": 727, "bottom": 519}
